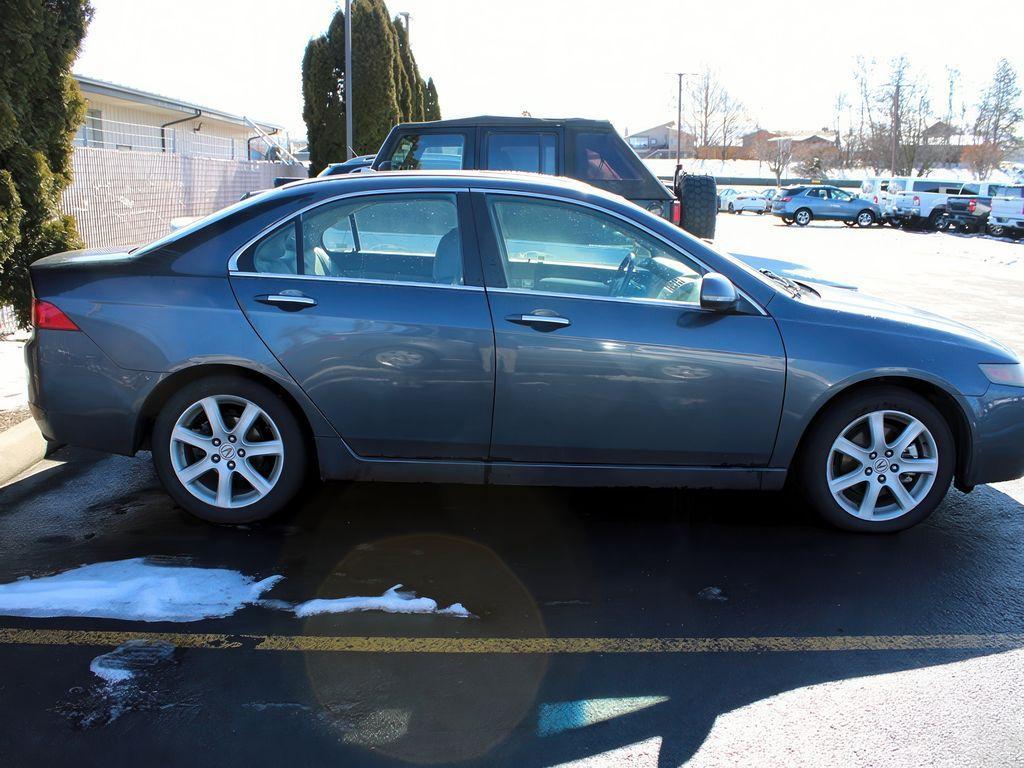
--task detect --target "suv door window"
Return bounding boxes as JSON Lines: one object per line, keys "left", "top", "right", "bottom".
{"left": 485, "top": 132, "right": 557, "bottom": 174}
{"left": 301, "top": 193, "right": 463, "bottom": 284}
{"left": 574, "top": 132, "right": 640, "bottom": 181}
{"left": 486, "top": 196, "right": 704, "bottom": 305}
{"left": 828, "top": 188, "right": 853, "bottom": 201}
{"left": 805, "top": 188, "right": 827, "bottom": 199}
{"left": 388, "top": 134, "right": 465, "bottom": 170}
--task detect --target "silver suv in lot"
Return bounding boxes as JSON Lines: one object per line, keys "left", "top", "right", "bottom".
{"left": 771, "top": 185, "right": 882, "bottom": 227}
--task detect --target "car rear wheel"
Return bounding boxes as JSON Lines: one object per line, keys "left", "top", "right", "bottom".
{"left": 782, "top": 217, "right": 794, "bottom": 225}
{"left": 152, "top": 375, "right": 308, "bottom": 524}
{"left": 928, "top": 209, "right": 948, "bottom": 231}
{"left": 794, "top": 208, "right": 812, "bottom": 226}
{"left": 728, "top": 203, "right": 736, "bottom": 213}
{"left": 798, "top": 386, "right": 954, "bottom": 532}
{"left": 856, "top": 210, "right": 876, "bottom": 227}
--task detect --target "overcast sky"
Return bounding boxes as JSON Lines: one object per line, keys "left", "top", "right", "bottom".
{"left": 74, "top": 0, "right": 1023, "bottom": 140}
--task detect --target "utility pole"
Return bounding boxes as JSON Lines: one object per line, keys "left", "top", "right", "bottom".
{"left": 399, "top": 11, "right": 410, "bottom": 41}
{"left": 345, "top": 0, "right": 353, "bottom": 158}
{"left": 671, "top": 72, "right": 698, "bottom": 179}
{"left": 890, "top": 80, "right": 900, "bottom": 175}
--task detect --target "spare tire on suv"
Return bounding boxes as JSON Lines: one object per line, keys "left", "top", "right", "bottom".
{"left": 677, "top": 173, "right": 717, "bottom": 240}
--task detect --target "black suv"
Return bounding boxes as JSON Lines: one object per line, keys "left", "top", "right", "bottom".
{"left": 371, "top": 116, "right": 717, "bottom": 239}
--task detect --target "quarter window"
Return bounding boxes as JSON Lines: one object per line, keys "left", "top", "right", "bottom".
{"left": 574, "top": 132, "right": 640, "bottom": 181}
{"left": 487, "top": 196, "right": 704, "bottom": 305}
{"left": 389, "top": 133, "right": 465, "bottom": 170}
{"left": 486, "top": 133, "right": 557, "bottom": 174}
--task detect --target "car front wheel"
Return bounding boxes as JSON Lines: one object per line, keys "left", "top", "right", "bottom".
{"left": 798, "top": 387, "right": 954, "bottom": 532}
{"left": 152, "top": 375, "right": 308, "bottom": 524}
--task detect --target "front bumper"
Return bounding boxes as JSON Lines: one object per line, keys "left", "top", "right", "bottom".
{"left": 962, "top": 384, "right": 1024, "bottom": 487}
{"left": 25, "top": 329, "right": 161, "bottom": 456}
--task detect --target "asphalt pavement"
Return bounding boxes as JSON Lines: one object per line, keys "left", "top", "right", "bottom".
{"left": 0, "top": 215, "right": 1022, "bottom": 767}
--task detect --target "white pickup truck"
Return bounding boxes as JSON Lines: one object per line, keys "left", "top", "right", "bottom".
{"left": 989, "top": 194, "right": 1024, "bottom": 238}
{"left": 888, "top": 178, "right": 975, "bottom": 230}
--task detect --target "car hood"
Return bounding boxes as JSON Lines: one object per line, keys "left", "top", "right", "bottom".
{"left": 802, "top": 283, "right": 1017, "bottom": 359}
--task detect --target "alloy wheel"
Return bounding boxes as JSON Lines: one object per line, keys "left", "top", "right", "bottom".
{"left": 170, "top": 395, "right": 284, "bottom": 509}
{"left": 857, "top": 211, "right": 874, "bottom": 227}
{"left": 826, "top": 410, "right": 939, "bottom": 521}
{"left": 795, "top": 210, "right": 811, "bottom": 226}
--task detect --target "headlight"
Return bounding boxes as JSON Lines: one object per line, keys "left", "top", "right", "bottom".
{"left": 979, "top": 363, "right": 1024, "bottom": 387}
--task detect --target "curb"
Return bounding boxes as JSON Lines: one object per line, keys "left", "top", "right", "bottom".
{"left": 0, "top": 419, "right": 55, "bottom": 486}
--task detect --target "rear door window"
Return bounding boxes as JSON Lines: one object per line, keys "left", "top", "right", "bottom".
{"left": 388, "top": 133, "right": 465, "bottom": 170}
{"left": 574, "top": 132, "right": 640, "bottom": 181}
{"left": 485, "top": 132, "right": 557, "bottom": 174}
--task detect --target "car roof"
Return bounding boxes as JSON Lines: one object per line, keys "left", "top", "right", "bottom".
{"left": 389, "top": 115, "right": 615, "bottom": 130}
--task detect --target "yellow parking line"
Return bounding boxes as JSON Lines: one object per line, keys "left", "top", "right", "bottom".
{"left": 1, "top": 628, "right": 1023, "bottom": 654}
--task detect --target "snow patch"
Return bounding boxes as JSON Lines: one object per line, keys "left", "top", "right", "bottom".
{"left": 0, "top": 558, "right": 282, "bottom": 622}
{"left": 90, "top": 640, "right": 176, "bottom": 684}
{"left": 294, "top": 584, "right": 473, "bottom": 618}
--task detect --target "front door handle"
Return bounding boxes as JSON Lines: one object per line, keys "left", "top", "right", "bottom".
{"left": 256, "top": 292, "right": 317, "bottom": 309}
{"left": 505, "top": 313, "right": 571, "bottom": 331}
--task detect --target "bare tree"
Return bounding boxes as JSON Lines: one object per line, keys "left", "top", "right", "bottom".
{"left": 684, "top": 67, "right": 746, "bottom": 156}
{"left": 718, "top": 93, "right": 746, "bottom": 160}
{"left": 972, "top": 58, "right": 1023, "bottom": 177}
{"left": 752, "top": 135, "right": 792, "bottom": 185}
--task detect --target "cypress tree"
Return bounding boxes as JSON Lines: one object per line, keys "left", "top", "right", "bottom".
{"left": 390, "top": 17, "right": 412, "bottom": 121}
{"left": 392, "top": 17, "right": 422, "bottom": 121}
{"left": 351, "top": 0, "right": 400, "bottom": 154}
{"left": 0, "top": 0, "right": 92, "bottom": 325}
{"left": 301, "top": 11, "right": 346, "bottom": 176}
{"left": 423, "top": 77, "right": 441, "bottom": 121}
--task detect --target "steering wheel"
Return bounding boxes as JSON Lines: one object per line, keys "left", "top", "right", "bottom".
{"left": 613, "top": 252, "right": 637, "bottom": 295}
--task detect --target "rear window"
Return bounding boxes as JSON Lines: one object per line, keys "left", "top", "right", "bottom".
{"left": 910, "top": 180, "right": 964, "bottom": 194}
{"left": 574, "top": 132, "right": 640, "bottom": 181}
{"left": 780, "top": 187, "right": 804, "bottom": 197}
{"left": 389, "top": 133, "right": 465, "bottom": 170}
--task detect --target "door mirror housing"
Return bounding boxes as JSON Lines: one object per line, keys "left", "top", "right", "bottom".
{"left": 699, "top": 273, "right": 738, "bottom": 312}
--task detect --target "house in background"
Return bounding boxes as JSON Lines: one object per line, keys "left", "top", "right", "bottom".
{"left": 64, "top": 75, "right": 306, "bottom": 250}
{"left": 74, "top": 75, "right": 290, "bottom": 161}
{"left": 625, "top": 122, "right": 696, "bottom": 158}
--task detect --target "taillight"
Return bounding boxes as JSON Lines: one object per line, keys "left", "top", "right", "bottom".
{"left": 968, "top": 199, "right": 977, "bottom": 213}
{"left": 873, "top": 195, "right": 878, "bottom": 204}
{"left": 33, "top": 299, "right": 79, "bottom": 331}
{"left": 670, "top": 200, "right": 681, "bottom": 225}
{"left": 781, "top": 196, "right": 792, "bottom": 203}
{"left": 913, "top": 195, "right": 921, "bottom": 206}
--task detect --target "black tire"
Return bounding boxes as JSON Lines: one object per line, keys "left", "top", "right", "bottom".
{"left": 782, "top": 217, "right": 794, "bottom": 226}
{"left": 798, "top": 386, "right": 955, "bottom": 533}
{"left": 794, "top": 208, "right": 812, "bottom": 226}
{"left": 727, "top": 202, "right": 735, "bottom": 214}
{"left": 855, "top": 210, "right": 876, "bottom": 227}
{"left": 151, "top": 375, "right": 309, "bottom": 524}
{"left": 843, "top": 221, "right": 856, "bottom": 227}
{"left": 989, "top": 224, "right": 1006, "bottom": 238}
{"left": 927, "top": 209, "right": 947, "bottom": 231}
{"left": 677, "top": 174, "right": 717, "bottom": 240}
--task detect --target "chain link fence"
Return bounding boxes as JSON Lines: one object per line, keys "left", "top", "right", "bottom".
{"left": 60, "top": 147, "right": 305, "bottom": 249}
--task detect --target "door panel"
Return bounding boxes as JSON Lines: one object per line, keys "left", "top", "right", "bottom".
{"left": 229, "top": 191, "right": 494, "bottom": 460}
{"left": 486, "top": 292, "right": 785, "bottom": 465}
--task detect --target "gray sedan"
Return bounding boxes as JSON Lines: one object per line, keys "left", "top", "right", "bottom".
{"left": 24, "top": 172, "right": 1024, "bottom": 532}
{"left": 772, "top": 185, "right": 882, "bottom": 227}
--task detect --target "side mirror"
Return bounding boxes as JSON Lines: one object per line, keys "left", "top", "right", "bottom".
{"left": 377, "top": 160, "right": 393, "bottom": 171}
{"left": 699, "top": 273, "right": 738, "bottom": 312}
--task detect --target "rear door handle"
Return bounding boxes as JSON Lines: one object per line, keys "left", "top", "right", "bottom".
{"left": 256, "top": 293, "right": 317, "bottom": 309}
{"left": 505, "top": 313, "right": 571, "bottom": 331}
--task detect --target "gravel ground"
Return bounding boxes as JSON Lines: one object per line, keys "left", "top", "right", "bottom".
{"left": 0, "top": 406, "right": 30, "bottom": 434}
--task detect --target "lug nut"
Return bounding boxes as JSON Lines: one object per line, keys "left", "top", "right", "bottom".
{"left": 212, "top": 455, "right": 220, "bottom": 463}
{"left": 890, "top": 464, "right": 899, "bottom": 472}
{"left": 237, "top": 449, "right": 246, "bottom": 457}
{"left": 228, "top": 435, "right": 237, "bottom": 443}
{"left": 878, "top": 474, "right": 886, "bottom": 483}
{"left": 885, "top": 449, "right": 893, "bottom": 458}
{"left": 869, "top": 452, "right": 877, "bottom": 460}
{"left": 227, "top": 460, "right": 236, "bottom": 470}
{"left": 865, "top": 467, "right": 873, "bottom": 475}
{"left": 212, "top": 438, "right": 221, "bottom": 447}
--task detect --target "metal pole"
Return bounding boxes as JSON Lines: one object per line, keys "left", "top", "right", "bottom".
{"left": 676, "top": 73, "right": 683, "bottom": 175}
{"left": 890, "top": 81, "right": 899, "bottom": 175}
{"left": 399, "top": 11, "right": 410, "bottom": 41}
{"left": 345, "top": 0, "right": 354, "bottom": 159}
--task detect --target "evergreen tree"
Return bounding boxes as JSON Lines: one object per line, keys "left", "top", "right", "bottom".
{"left": 392, "top": 17, "right": 423, "bottom": 121}
{"left": 351, "top": 0, "right": 400, "bottom": 154}
{"left": 423, "top": 77, "right": 441, "bottom": 121}
{"left": 390, "top": 17, "right": 412, "bottom": 121}
{"left": 301, "top": 11, "right": 347, "bottom": 176}
{"left": 0, "top": 0, "right": 92, "bottom": 325}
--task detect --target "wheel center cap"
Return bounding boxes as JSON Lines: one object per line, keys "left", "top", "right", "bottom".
{"left": 874, "top": 458, "right": 889, "bottom": 472}
{"left": 220, "top": 444, "right": 235, "bottom": 460}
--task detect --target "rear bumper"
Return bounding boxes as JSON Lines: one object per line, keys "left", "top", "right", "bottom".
{"left": 945, "top": 212, "right": 986, "bottom": 227}
{"left": 25, "top": 330, "right": 160, "bottom": 456}
{"left": 962, "top": 384, "right": 1024, "bottom": 487}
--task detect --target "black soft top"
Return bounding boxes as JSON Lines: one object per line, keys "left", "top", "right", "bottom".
{"left": 392, "top": 115, "right": 614, "bottom": 130}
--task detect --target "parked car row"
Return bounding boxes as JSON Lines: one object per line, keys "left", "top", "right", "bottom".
{"left": 718, "top": 187, "right": 780, "bottom": 214}
{"left": 859, "top": 176, "right": 1024, "bottom": 238}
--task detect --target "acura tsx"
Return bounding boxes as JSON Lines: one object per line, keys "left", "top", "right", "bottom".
{"left": 24, "top": 171, "right": 1024, "bottom": 531}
